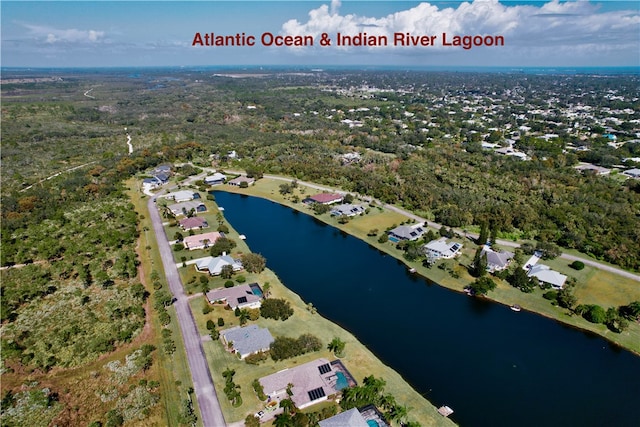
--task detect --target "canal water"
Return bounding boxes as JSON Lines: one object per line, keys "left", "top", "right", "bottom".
{"left": 214, "top": 191, "right": 640, "bottom": 427}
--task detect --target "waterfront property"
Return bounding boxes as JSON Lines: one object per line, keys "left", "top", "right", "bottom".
{"left": 527, "top": 264, "right": 567, "bottom": 289}
{"left": 259, "top": 358, "right": 355, "bottom": 409}
{"left": 167, "top": 200, "right": 207, "bottom": 216}
{"left": 164, "top": 190, "right": 200, "bottom": 202}
{"left": 423, "top": 237, "right": 463, "bottom": 260}
{"left": 204, "top": 172, "right": 227, "bottom": 185}
{"left": 481, "top": 246, "right": 514, "bottom": 272}
{"left": 206, "top": 283, "right": 262, "bottom": 310}
{"left": 219, "top": 325, "right": 274, "bottom": 359}
{"left": 303, "top": 193, "right": 344, "bottom": 205}
{"left": 387, "top": 223, "right": 426, "bottom": 241}
{"left": 227, "top": 175, "right": 255, "bottom": 186}
{"left": 319, "top": 406, "right": 390, "bottom": 427}
{"left": 330, "top": 203, "right": 365, "bottom": 217}
{"left": 195, "top": 254, "right": 243, "bottom": 276}
{"left": 178, "top": 216, "right": 209, "bottom": 231}
{"left": 182, "top": 231, "right": 223, "bottom": 250}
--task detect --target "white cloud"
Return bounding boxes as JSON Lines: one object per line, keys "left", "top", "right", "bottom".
{"left": 22, "top": 23, "right": 106, "bottom": 44}
{"left": 279, "top": 0, "right": 640, "bottom": 57}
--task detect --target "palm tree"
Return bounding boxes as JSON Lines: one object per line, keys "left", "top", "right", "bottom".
{"left": 388, "top": 403, "right": 409, "bottom": 425}
{"left": 279, "top": 398, "right": 295, "bottom": 415}
{"left": 239, "top": 309, "right": 250, "bottom": 325}
{"left": 261, "top": 282, "right": 271, "bottom": 299}
{"left": 273, "top": 413, "right": 293, "bottom": 427}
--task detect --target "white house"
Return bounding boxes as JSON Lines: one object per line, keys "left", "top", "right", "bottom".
{"left": 164, "top": 190, "right": 199, "bottom": 203}
{"left": 423, "top": 237, "right": 463, "bottom": 260}
{"left": 196, "top": 254, "right": 243, "bottom": 276}
{"left": 527, "top": 264, "right": 567, "bottom": 289}
{"left": 387, "top": 223, "right": 425, "bottom": 241}
{"left": 204, "top": 173, "right": 226, "bottom": 185}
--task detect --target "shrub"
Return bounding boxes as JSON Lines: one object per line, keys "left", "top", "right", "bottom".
{"left": 377, "top": 234, "right": 389, "bottom": 243}
{"left": 246, "top": 352, "right": 269, "bottom": 365}
{"left": 260, "top": 298, "right": 294, "bottom": 321}
{"left": 224, "top": 280, "right": 234, "bottom": 288}
{"left": 217, "top": 317, "right": 225, "bottom": 327}
{"left": 570, "top": 260, "right": 585, "bottom": 270}
{"left": 543, "top": 291, "right": 558, "bottom": 301}
{"left": 235, "top": 275, "right": 246, "bottom": 283}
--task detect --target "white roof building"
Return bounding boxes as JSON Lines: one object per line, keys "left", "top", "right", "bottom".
{"left": 196, "top": 255, "right": 243, "bottom": 276}
{"left": 424, "top": 237, "right": 463, "bottom": 260}
{"left": 527, "top": 264, "right": 567, "bottom": 289}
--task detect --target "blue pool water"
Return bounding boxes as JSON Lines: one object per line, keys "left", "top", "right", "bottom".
{"left": 250, "top": 284, "right": 263, "bottom": 297}
{"left": 367, "top": 420, "right": 379, "bottom": 427}
{"left": 335, "top": 371, "right": 348, "bottom": 390}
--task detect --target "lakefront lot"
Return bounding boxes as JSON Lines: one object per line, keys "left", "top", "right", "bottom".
{"left": 159, "top": 190, "right": 454, "bottom": 426}
{"left": 214, "top": 174, "right": 640, "bottom": 355}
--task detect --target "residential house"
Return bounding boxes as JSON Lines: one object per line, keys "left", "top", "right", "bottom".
{"left": 623, "top": 168, "right": 640, "bottom": 179}
{"left": 481, "top": 246, "right": 514, "bottom": 272}
{"left": 227, "top": 176, "right": 255, "bottom": 186}
{"left": 387, "top": 223, "right": 426, "bottom": 241}
{"left": 303, "top": 193, "right": 344, "bottom": 205}
{"left": 423, "top": 237, "right": 463, "bottom": 259}
{"left": 206, "top": 283, "right": 261, "bottom": 310}
{"left": 178, "top": 217, "right": 209, "bottom": 231}
{"left": 204, "top": 173, "right": 226, "bottom": 185}
{"left": 183, "top": 231, "right": 223, "bottom": 250}
{"left": 330, "top": 204, "right": 365, "bottom": 217}
{"left": 196, "top": 254, "right": 243, "bottom": 276}
{"left": 167, "top": 201, "right": 207, "bottom": 217}
{"left": 318, "top": 408, "right": 369, "bottom": 427}
{"left": 219, "top": 325, "right": 274, "bottom": 359}
{"left": 575, "top": 163, "right": 611, "bottom": 175}
{"left": 164, "top": 190, "right": 200, "bottom": 203}
{"left": 527, "top": 264, "right": 567, "bottom": 289}
{"left": 259, "top": 358, "right": 354, "bottom": 410}
{"left": 319, "top": 407, "right": 390, "bottom": 427}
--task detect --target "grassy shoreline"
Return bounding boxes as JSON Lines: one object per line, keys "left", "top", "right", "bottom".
{"left": 164, "top": 185, "right": 456, "bottom": 426}
{"left": 213, "top": 176, "right": 640, "bottom": 356}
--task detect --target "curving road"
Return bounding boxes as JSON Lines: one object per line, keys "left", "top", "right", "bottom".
{"left": 147, "top": 193, "right": 227, "bottom": 427}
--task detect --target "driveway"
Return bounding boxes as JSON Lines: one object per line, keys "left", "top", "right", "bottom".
{"left": 147, "top": 193, "right": 227, "bottom": 427}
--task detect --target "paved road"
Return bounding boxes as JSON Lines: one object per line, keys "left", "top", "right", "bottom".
{"left": 218, "top": 168, "right": 640, "bottom": 282}
{"left": 147, "top": 194, "right": 227, "bottom": 427}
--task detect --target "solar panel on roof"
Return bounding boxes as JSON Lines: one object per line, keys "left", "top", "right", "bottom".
{"left": 307, "top": 387, "right": 326, "bottom": 401}
{"left": 237, "top": 296, "right": 248, "bottom": 304}
{"left": 318, "top": 363, "right": 331, "bottom": 374}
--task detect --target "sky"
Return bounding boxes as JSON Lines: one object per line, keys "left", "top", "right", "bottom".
{"left": 2, "top": 0, "right": 639, "bottom": 68}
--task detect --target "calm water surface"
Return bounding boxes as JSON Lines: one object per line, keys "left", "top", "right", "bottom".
{"left": 214, "top": 191, "right": 640, "bottom": 427}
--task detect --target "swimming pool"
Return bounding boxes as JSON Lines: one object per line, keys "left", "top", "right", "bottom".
{"left": 335, "top": 371, "right": 349, "bottom": 390}
{"left": 249, "top": 283, "right": 263, "bottom": 297}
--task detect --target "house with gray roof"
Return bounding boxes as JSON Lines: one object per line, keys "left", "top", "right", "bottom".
{"left": 387, "top": 223, "right": 425, "bottom": 241}
{"left": 319, "top": 407, "right": 390, "bottom": 427}
{"left": 318, "top": 408, "right": 369, "bottom": 427}
{"left": 196, "top": 254, "right": 242, "bottom": 276}
{"left": 259, "top": 358, "right": 352, "bottom": 410}
{"left": 623, "top": 168, "right": 640, "bottom": 179}
{"left": 220, "top": 325, "right": 274, "bottom": 359}
{"left": 167, "top": 201, "right": 207, "bottom": 217}
{"left": 527, "top": 264, "right": 567, "bottom": 289}
{"left": 330, "top": 204, "right": 365, "bottom": 217}
{"left": 206, "top": 283, "right": 261, "bottom": 310}
{"left": 204, "top": 172, "right": 226, "bottom": 185}
{"left": 481, "top": 246, "right": 514, "bottom": 272}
